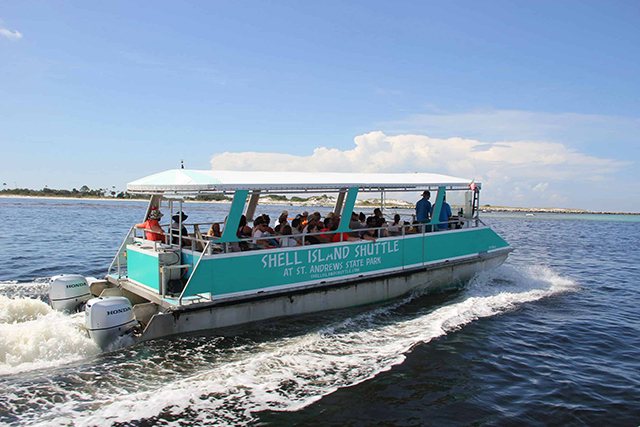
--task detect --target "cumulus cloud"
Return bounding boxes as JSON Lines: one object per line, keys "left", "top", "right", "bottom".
{"left": 210, "top": 131, "right": 630, "bottom": 208}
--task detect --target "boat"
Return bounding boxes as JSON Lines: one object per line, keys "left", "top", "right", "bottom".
{"left": 48, "top": 170, "right": 513, "bottom": 348}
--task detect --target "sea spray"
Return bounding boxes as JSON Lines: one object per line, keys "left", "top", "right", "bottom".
{"left": 0, "top": 296, "right": 99, "bottom": 375}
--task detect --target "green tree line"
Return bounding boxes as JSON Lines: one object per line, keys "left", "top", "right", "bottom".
{"left": 0, "top": 185, "right": 146, "bottom": 199}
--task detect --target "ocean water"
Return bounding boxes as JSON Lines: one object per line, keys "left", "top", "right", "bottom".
{"left": 0, "top": 198, "right": 638, "bottom": 426}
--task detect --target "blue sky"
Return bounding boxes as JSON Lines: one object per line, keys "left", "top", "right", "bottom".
{"left": 1, "top": 1, "right": 639, "bottom": 211}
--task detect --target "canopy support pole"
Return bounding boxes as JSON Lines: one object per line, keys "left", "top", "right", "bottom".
{"left": 334, "top": 189, "right": 347, "bottom": 216}
{"left": 245, "top": 191, "right": 261, "bottom": 221}
{"left": 429, "top": 186, "right": 446, "bottom": 230}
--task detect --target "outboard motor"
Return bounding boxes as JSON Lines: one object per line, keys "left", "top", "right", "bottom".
{"left": 85, "top": 296, "right": 138, "bottom": 349}
{"left": 48, "top": 274, "right": 92, "bottom": 312}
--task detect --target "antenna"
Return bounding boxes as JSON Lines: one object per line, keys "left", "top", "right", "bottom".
{"left": 181, "top": 159, "right": 184, "bottom": 169}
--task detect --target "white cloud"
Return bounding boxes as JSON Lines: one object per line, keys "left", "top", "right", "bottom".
{"left": 0, "top": 25, "right": 23, "bottom": 40}
{"left": 210, "top": 131, "right": 631, "bottom": 209}
{"left": 532, "top": 183, "right": 549, "bottom": 192}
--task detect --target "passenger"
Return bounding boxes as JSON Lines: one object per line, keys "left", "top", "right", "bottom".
{"left": 262, "top": 214, "right": 275, "bottom": 234}
{"left": 135, "top": 207, "right": 165, "bottom": 242}
{"left": 206, "top": 222, "right": 221, "bottom": 238}
{"left": 300, "top": 211, "right": 309, "bottom": 226}
{"left": 402, "top": 221, "right": 418, "bottom": 234}
{"left": 275, "top": 210, "right": 289, "bottom": 228}
{"left": 349, "top": 211, "right": 363, "bottom": 231}
{"left": 373, "top": 208, "right": 383, "bottom": 219}
{"left": 388, "top": 214, "right": 402, "bottom": 236}
{"left": 274, "top": 212, "right": 289, "bottom": 233}
{"left": 302, "top": 215, "right": 318, "bottom": 234}
{"left": 432, "top": 194, "right": 452, "bottom": 231}
{"left": 304, "top": 222, "right": 322, "bottom": 245}
{"left": 237, "top": 215, "right": 252, "bottom": 239}
{"left": 291, "top": 217, "right": 303, "bottom": 234}
{"left": 416, "top": 191, "right": 432, "bottom": 223}
{"left": 318, "top": 217, "right": 333, "bottom": 243}
{"left": 358, "top": 212, "right": 366, "bottom": 226}
{"left": 377, "top": 217, "right": 389, "bottom": 238}
{"left": 361, "top": 217, "right": 377, "bottom": 242}
{"left": 171, "top": 211, "right": 191, "bottom": 246}
{"left": 252, "top": 217, "right": 271, "bottom": 247}
{"left": 279, "top": 225, "right": 300, "bottom": 247}
{"left": 331, "top": 217, "right": 360, "bottom": 242}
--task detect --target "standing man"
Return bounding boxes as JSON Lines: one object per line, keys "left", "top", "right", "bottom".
{"left": 415, "top": 191, "right": 431, "bottom": 223}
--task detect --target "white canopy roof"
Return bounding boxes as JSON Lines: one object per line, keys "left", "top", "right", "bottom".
{"left": 126, "top": 169, "right": 477, "bottom": 194}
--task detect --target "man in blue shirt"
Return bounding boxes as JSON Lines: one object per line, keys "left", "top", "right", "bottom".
{"left": 432, "top": 194, "right": 452, "bottom": 231}
{"left": 415, "top": 191, "right": 431, "bottom": 223}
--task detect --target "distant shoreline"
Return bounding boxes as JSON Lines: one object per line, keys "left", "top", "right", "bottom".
{"left": 1, "top": 194, "right": 638, "bottom": 215}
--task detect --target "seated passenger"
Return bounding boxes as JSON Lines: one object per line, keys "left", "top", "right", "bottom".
{"left": 318, "top": 217, "right": 334, "bottom": 243}
{"left": 300, "top": 211, "right": 309, "bottom": 226}
{"left": 302, "top": 216, "right": 319, "bottom": 234}
{"left": 274, "top": 212, "right": 289, "bottom": 233}
{"left": 359, "top": 212, "right": 366, "bottom": 226}
{"left": 237, "top": 215, "right": 252, "bottom": 239}
{"left": 388, "top": 214, "right": 402, "bottom": 236}
{"left": 252, "top": 217, "right": 271, "bottom": 247}
{"left": 291, "top": 217, "right": 303, "bottom": 234}
{"left": 171, "top": 211, "right": 191, "bottom": 246}
{"left": 279, "top": 225, "right": 300, "bottom": 247}
{"left": 304, "top": 222, "right": 322, "bottom": 245}
{"left": 373, "top": 208, "right": 383, "bottom": 219}
{"left": 349, "top": 212, "right": 363, "bottom": 231}
{"left": 361, "top": 217, "right": 377, "bottom": 242}
{"left": 207, "top": 222, "right": 221, "bottom": 238}
{"left": 262, "top": 214, "right": 275, "bottom": 234}
{"left": 134, "top": 207, "right": 165, "bottom": 242}
{"left": 331, "top": 217, "right": 360, "bottom": 243}
{"left": 377, "top": 217, "right": 389, "bottom": 238}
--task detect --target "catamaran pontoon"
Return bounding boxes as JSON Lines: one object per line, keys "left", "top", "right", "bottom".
{"left": 48, "top": 170, "right": 512, "bottom": 348}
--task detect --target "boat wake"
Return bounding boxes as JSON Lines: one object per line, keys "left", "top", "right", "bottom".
{"left": 0, "top": 265, "right": 576, "bottom": 426}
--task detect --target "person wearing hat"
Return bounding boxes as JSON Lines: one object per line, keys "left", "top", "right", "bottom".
{"left": 171, "top": 211, "right": 191, "bottom": 246}
{"left": 300, "top": 211, "right": 309, "bottom": 227}
{"left": 416, "top": 191, "right": 432, "bottom": 224}
{"left": 135, "top": 207, "right": 165, "bottom": 242}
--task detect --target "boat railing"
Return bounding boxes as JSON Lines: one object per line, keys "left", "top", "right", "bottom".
{"left": 107, "top": 226, "right": 135, "bottom": 279}
{"left": 123, "top": 214, "right": 481, "bottom": 259}
{"left": 185, "top": 215, "right": 481, "bottom": 253}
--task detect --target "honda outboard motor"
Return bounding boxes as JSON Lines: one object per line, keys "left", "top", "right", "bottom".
{"left": 85, "top": 296, "right": 138, "bottom": 349}
{"left": 48, "top": 274, "right": 92, "bottom": 312}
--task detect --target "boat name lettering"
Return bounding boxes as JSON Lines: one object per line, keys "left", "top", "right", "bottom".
{"left": 107, "top": 307, "right": 132, "bottom": 316}
{"left": 261, "top": 251, "right": 303, "bottom": 268}
{"left": 260, "top": 240, "right": 400, "bottom": 272}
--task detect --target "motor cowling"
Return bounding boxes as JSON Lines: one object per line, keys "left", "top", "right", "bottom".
{"left": 85, "top": 296, "right": 138, "bottom": 349}
{"left": 48, "top": 274, "right": 92, "bottom": 312}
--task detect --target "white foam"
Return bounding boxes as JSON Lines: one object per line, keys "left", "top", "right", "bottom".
{"left": 60, "top": 265, "right": 577, "bottom": 427}
{"left": 0, "top": 296, "right": 100, "bottom": 375}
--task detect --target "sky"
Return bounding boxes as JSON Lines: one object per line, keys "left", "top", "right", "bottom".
{"left": 1, "top": 1, "right": 639, "bottom": 211}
